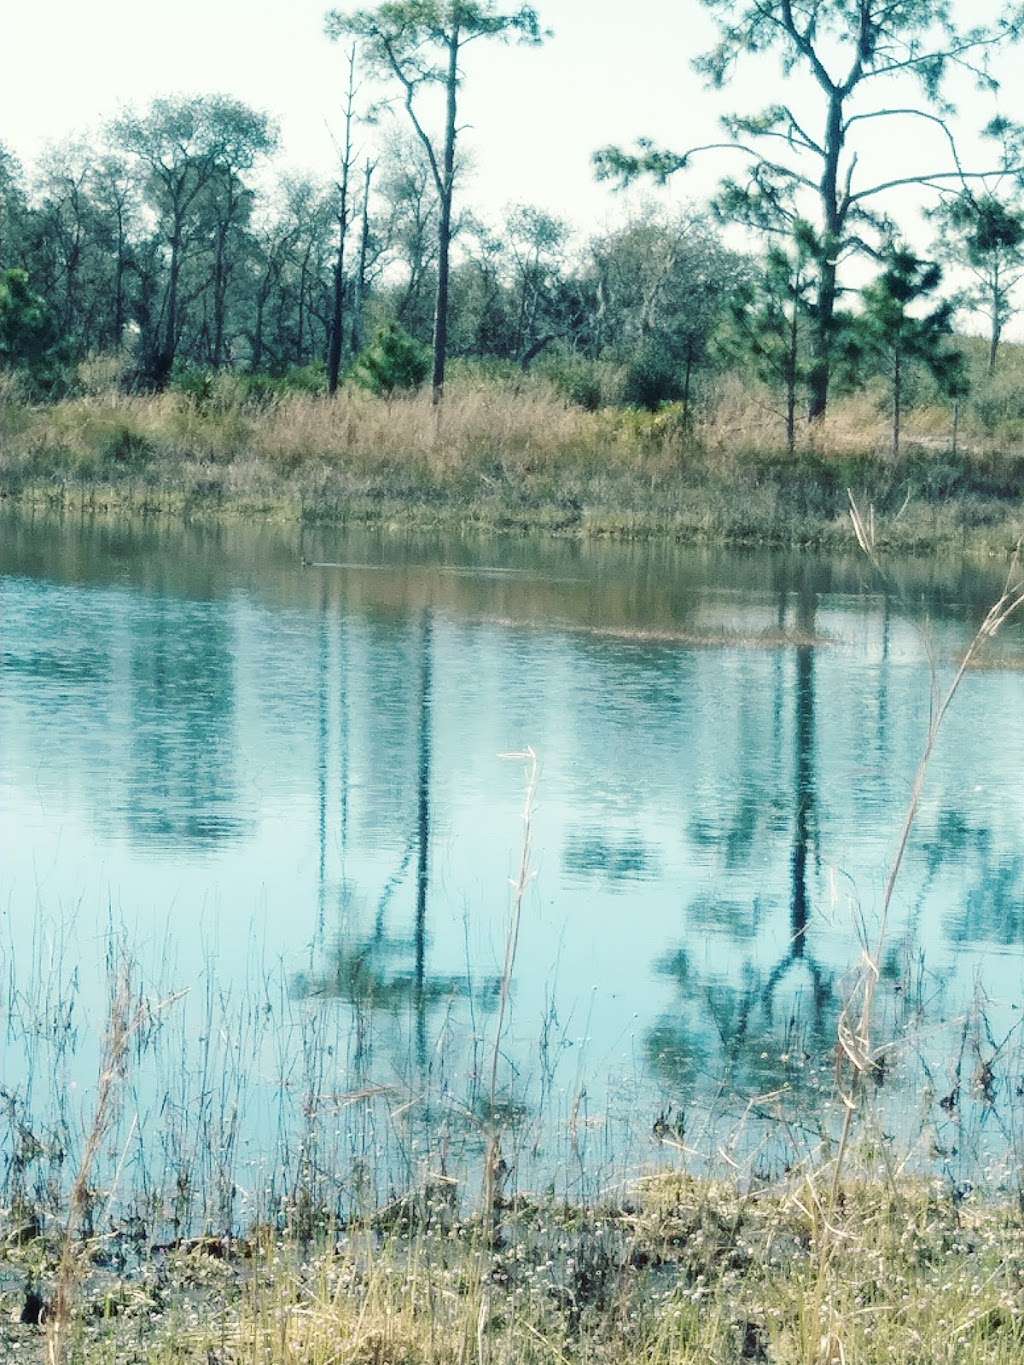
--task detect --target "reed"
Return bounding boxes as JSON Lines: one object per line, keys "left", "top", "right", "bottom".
{"left": 4, "top": 916, "right": 1024, "bottom": 1361}
{"left": 43, "top": 961, "right": 142, "bottom": 1364}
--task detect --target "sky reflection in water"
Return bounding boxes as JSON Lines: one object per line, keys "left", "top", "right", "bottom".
{"left": 2, "top": 510, "right": 1024, "bottom": 1179}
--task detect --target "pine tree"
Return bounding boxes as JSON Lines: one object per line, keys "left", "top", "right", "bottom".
{"left": 726, "top": 224, "right": 817, "bottom": 453}
{"left": 853, "top": 249, "right": 967, "bottom": 458}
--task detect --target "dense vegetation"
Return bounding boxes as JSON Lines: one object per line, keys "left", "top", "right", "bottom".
{"left": 9, "top": 1172, "right": 1024, "bottom": 1362}
{"left": 3, "top": 0, "right": 1024, "bottom": 485}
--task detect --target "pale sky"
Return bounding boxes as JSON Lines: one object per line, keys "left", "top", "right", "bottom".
{"left": 3, "top": 2, "right": 1021, "bottom": 273}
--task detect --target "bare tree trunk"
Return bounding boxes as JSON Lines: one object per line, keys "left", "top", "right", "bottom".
{"left": 519, "top": 333, "right": 555, "bottom": 370}
{"left": 681, "top": 337, "right": 694, "bottom": 434}
{"left": 154, "top": 225, "right": 182, "bottom": 389}
{"left": 809, "top": 95, "right": 845, "bottom": 423}
{"left": 328, "top": 48, "right": 358, "bottom": 397}
{"left": 431, "top": 25, "right": 460, "bottom": 406}
{"left": 350, "top": 161, "right": 374, "bottom": 358}
{"left": 297, "top": 244, "right": 312, "bottom": 364}
{"left": 989, "top": 271, "right": 1002, "bottom": 377}
{"left": 212, "top": 225, "right": 228, "bottom": 369}
{"left": 112, "top": 218, "right": 126, "bottom": 352}
{"left": 786, "top": 286, "right": 800, "bottom": 455}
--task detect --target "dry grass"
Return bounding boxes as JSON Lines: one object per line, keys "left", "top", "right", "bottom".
{"left": 2, "top": 368, "right": 1024, "bottom": 552}
{"left": 7, "top": 1172, "right": 1024, "bottom": 1363}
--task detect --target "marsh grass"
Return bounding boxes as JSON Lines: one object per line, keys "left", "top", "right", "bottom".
{"left": 2, "top": 370, "right": 1024, "bottom": 552}
{"left": 8, "top": 1170, "right": 1024, "bottom": 1362}
{"left": 471, "top": 616, "right": 835, "bottom": 650}
{"left": 813, "top": 506, "right": 1024, "bottom": 1274}
{"left": 5, "top": 904, "right": 1024, "bottom": 1362}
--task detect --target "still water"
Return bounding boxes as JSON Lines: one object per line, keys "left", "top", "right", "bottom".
{"left": 3, "top": 508, "right": 1024, "bottom": 1195}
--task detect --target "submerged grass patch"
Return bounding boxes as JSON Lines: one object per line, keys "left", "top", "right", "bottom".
{"left": 470, "top": 615, "right": 834, "bottom": 649}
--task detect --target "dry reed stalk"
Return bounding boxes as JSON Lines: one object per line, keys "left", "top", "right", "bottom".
{"left": 487, "top": 748, "right": 540, "bottom": 1123}
{"left": 469, "top": 749, "right": 538, "bottom": 1365}
{"left": 831, "top": 498, "right": 1024, "bottom": 1204}
{"left": 45, "top": 966, "right": 134, "bottom": 1363}
{"left": 45, "top": 964, "right": 181, "bottom": 1364}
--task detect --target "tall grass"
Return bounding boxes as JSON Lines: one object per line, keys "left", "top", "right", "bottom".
{"left": 4, "top": 908, "right": 1024, "bottom": 1360}
{"left": 3, "top": 363, "right": 1024, "bottom": 551}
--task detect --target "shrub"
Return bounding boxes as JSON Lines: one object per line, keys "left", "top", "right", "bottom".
{"left": 446, "top": 356, "right": 522, "bottom": 387}
{"left": 171, "top": 365, "right": 217, "bottom": 408}
{"left": 621, "top": 341, "right": 686, "bottom": 411}
{"left": 351, "top": 322, "right": 431, "bottom": 397}
{"left": 596, "top": 402, "right": 689, "bottom": 452}
{"left": 535, "top": 351, "right": 621, "bottom": 411}
{"left": 75, "top": 353, "right": 132, "bottom": 397}
{"left": 279, "top": 362, "right": 326, "bottom": 396}
{"left": 99, "top": 423, "right": 153, "bottom": 468}
{"left": 969, "top": 369, "right": 1024, "bottom": 438}
{"left": 0, "top": 269, "right": 72, "bottom": 395}
{"left": 236, "top": 363, "right": 328, "bottom": 405}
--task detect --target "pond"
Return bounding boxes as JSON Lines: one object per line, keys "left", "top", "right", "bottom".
{"left": 2, "top": 506, "right": 1024, "bottom": 1220}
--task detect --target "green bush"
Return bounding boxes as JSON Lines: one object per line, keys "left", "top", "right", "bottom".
{"left": 968, "top": 370, "right": 1024, "bottom": 438}
{"left": 596, "top": 402, "right": 689, "bottom": 451}
{"left": 240, "top": 363, "right": 327, "bottom": 403}
{"left": 279, "top": 361, "right": 327, "bottom": 396}
{"left": 171, "top": 365, "right": 217, "bottom": 408}
{"left": 99, "top": 424, "right": 153, "bottom": 468}
{"left": 535, "top": 351, "right": 621, "bottom": 411}
{"left": 351, "top": 322, "right": 431, "bottom": 397}
{"left": 0, "top": 269, "right": 74, "bottom": 396}
{"left": 446, "top": 356, "right": 522, "bottom": 386}
{"left": 171, "top": 362, "right": 327, "bottom": 410}
{"left": 621, "top": 342, "right": 687, "bottom": 411}
{"left": 0, "top": 270, "right": 53, "bottom": 368}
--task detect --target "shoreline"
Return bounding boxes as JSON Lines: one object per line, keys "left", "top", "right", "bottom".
{"left": 4, "top": 1171, "right": 1024, "bottom": 1362}
{"left": 3, "top": 471, "right": 1023, "bottom": 559}
{"left": 2, "top": 383, "right": 1024, "bottom": 558}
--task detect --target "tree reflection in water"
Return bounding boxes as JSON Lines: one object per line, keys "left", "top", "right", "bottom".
{"left": 125, "top": 593, "right": 247, "bottom": 849}
{"left": 295, "top": 610, "right": 501, "bottom": 1082}
{"left": 647, "top": 568, "right": 834, "bottom": 1113}
{"left": 562, "top": 830, "right": 661, "bottom": 886}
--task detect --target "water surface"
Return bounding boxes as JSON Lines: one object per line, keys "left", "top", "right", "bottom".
{"left": 3, "top": 509, "right": 1024, "bottom": 1200}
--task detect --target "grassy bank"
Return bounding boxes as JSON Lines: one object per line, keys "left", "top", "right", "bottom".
{"left": 5, "top": 1171, "right": 1024, "bottom": 1363}
{"left": 2, "top": 370, "right": 1024, "bottom": 553}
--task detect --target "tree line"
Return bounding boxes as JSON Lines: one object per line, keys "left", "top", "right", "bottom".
{"left": 3, "top": 0, "right": 1024, "bottom": 454}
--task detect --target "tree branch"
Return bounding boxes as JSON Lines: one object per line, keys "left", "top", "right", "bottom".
{"left": 778, "top": 0, "right": 836, "bottom": 93}
{"left": 780, "top": 104, "right": 824, "bottom": 156}
{"left": 851, "top": 166, "right": 1023, "bottom": 204}
{"left": 379, "top": 34, "right": 445, "bottom": 198}
{"left": 844, "top": 107, "right": 969, "bottom": 180}
{"left": 840, "top": 0, "right": 872, "bottom": 95}
{"left": 595, "top": 139, "right": 818, "bottom": 192}
{"left": 863, "top": 29, "right": 1013, "bottom": 85}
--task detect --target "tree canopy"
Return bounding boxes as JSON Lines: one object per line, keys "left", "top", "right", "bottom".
{"left": 595, "top": 0, "right": 1024, "bottom": 418}
{"left": 325, "top": 1, "right": 546, "bottom": 400}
